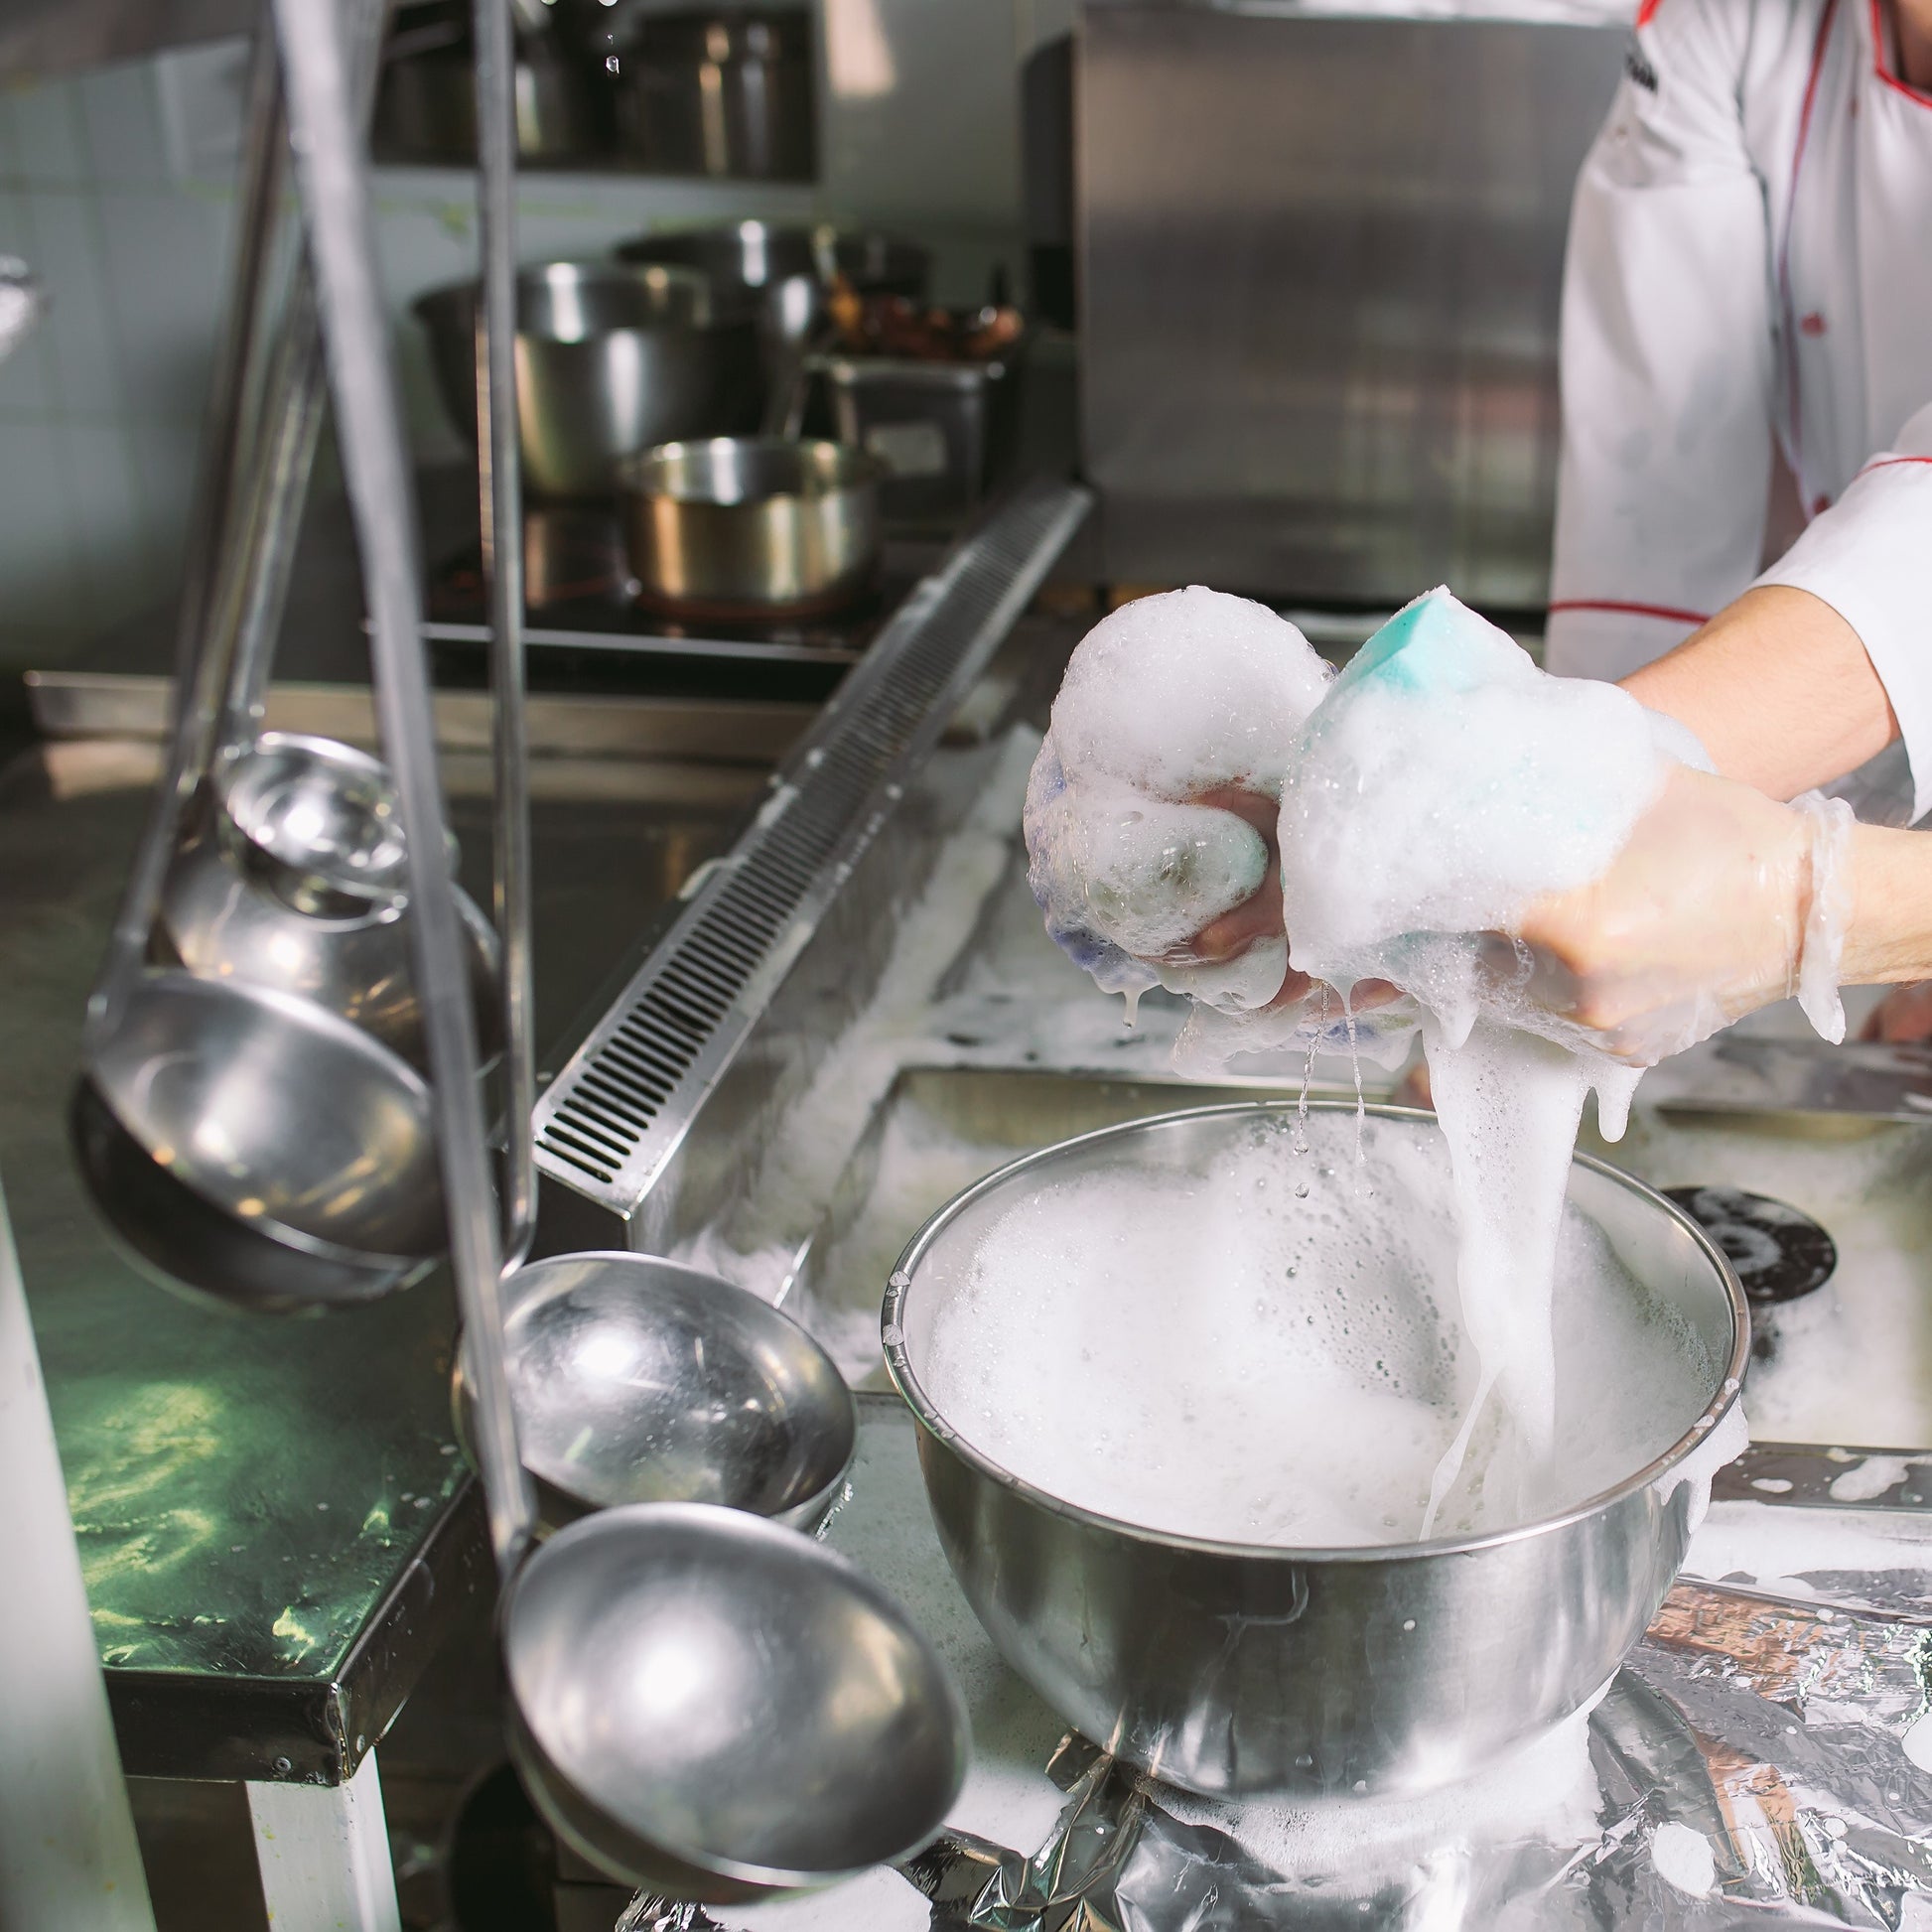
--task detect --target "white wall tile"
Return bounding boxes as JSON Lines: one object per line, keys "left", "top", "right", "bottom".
{"left": 21, "top": 189, "right": 122, "bottom": 415}
{"left": 3, "top": 76, "right": 89, "bottom": 188}
{"left": 96, "top": 186, "right": 231, "bottom": 418}
{"left": 76, "top": 61, "right": 169, "bottom": 186}
{"left": 59, "top": 419, "right": 152, "bottom": 629}
{"left": 0, "top": 189, "right": 55, "bottom": 414}
{"left": 0, "top": 417, "right": 82, "bottom": 655}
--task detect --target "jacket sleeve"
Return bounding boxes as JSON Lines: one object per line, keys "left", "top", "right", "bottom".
{"left": 1546, "top": 0, "right": 1778, "bottom": 681}
{"left": 1755, "top": 400, "right": 1932, "bottom": 819}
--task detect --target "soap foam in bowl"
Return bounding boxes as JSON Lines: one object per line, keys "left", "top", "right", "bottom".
{"left": 882, "top": 1101, "right": 1747, "bottom": 1799}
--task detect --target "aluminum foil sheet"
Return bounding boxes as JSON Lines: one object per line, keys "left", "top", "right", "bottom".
{"left": 621, "top": 1408, "right": 1932, "bottom": 1932}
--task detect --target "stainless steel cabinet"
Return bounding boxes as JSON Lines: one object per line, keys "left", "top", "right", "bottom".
{"left": 1078, "top": 4, "right": 1625, "bottom": 609}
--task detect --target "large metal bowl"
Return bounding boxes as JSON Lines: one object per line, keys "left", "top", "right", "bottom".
{"left": 413, "top": 260, "right": 761, "bottom": 497}
{"left": 884, "top": 1100, "right": 1747, "bottom": 1799}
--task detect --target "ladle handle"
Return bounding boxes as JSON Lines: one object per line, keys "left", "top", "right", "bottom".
{"left": 208, "top": 0, "right": 391, "bottom": 767}
{"left": 84, "top": 3, "right": 385, "bottom": 1042}
{"left": 272, "top": 0, "right": 537, "bottom": 1575}
{"left": 474, "top": 0, "right": 537, "bottom": 1276}
{"left": 85, "top": 33, "right": 288, "bottom": 1041}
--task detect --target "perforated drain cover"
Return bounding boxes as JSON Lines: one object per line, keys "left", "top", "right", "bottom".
{"left": 1664, "top": 1184, "right": 1838, "bottom": 1306}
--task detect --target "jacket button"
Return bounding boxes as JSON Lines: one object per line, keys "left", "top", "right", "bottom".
{"left": 1812, "top": 493, "right": 1833, "bottom": 515}
{"left": 1800, "top": 311, "right": 1828, "bottom": 337}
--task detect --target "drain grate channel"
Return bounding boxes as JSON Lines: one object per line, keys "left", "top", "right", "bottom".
{"left": 532, "top": 480, "right": 1091, "bottom": 1214}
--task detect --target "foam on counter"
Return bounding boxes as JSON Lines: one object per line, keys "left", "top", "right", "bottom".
{"left": 920, "top": 1114, "right": 1717, "bottom": 1546}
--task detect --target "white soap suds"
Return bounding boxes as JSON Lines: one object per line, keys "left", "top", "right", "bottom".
{"left": 918, "top": 1112, "right": 1717, "bottom": 1546}
{"left": 1584, "top": 1108, "right": 1932, "bottom": 1449}
{"left": 1152, "top": 1695, "right": 1601, "bottom": 1887}
{"left": 1026, "top": 586, "right": 1334, "bottom": 1017}
{"left": 1649, "top": 1819, "right": 1716, "bottom": 1897}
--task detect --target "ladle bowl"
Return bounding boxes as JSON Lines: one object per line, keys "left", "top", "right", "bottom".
{"left": 220, "top": 731, "right": 408, "bottom": 911}
{"left": 72, "top": 970, "right": 446, "bottom": 1311}
{"left": 160, "top": 734, "right": 499, "bottom": 1070}
{"left": 885, "top": 1100, "right": 1748, "bottom": 1800}
{"left": 453, "top": 1253, "right": 855, "bottom": 1535}
{"left": 501, "top": 1501, "right": 968, "bottom": 1901}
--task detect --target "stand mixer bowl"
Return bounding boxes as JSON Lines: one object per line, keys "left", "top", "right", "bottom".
{"left": 884, "top": 1100, "right": 1747, "bottom": 1800}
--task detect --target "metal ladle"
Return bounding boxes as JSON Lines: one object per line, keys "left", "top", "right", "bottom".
{"left": 70, "top": 9, "right": 451, "bottom": 1311}
{"left": 160, "top": 731, "right": 502, "bottom": 1073}
{"left": 273, "top": 0, "right": 966, "bottom": 1898}
{"left": 451, "top": 1253, "right": 856, "bottom": 1535}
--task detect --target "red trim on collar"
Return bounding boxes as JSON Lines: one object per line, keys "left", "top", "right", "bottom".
{"left": 1859, "top": 454, "right": 1932, "bottom": 475}
{"left": 1870, "top": 0, "right": 1932, "bottom": 102}
{"left": 1636, "top": 0, "right": 1664, "bottom": 26}
{"left": 1547, "top": 600, "right": 1712, "bottom": 626}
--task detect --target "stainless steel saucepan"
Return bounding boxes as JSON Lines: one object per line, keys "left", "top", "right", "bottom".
{"left": 886, "top": 1099, "right": 1748, "bottom": 1800}
{"left": 621, "top": 434, "right": 885, "bottom": 617}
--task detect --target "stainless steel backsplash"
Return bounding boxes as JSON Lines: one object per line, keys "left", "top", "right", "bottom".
{"left": 1078, "top": 4, "right": 1625, "bottom": 610}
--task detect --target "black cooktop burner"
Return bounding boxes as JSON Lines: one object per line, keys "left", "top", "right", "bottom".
{"left": 1664, "top": 1185, "right": 1839, "bottom": 1306}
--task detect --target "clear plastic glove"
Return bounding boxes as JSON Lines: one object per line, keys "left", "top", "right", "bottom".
{"left": 1509, "top": 765, "right": 1853, "bottom": 1064}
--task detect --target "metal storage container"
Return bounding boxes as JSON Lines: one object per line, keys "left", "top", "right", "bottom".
{"left": 805, "top": 344, "right": 1023, "bottom": 527}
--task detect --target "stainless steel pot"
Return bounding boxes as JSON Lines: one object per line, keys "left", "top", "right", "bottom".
{"left": 615, "top": 221, "right": 929, "bottom": 348}
{"left": 615, "top": 8, "right": 814, "bottom": 182}
{"left": 413, "top": 261, "right": 761, "bottom": 498}
{"left": 884, "top": 1100, "right": 1748, "bottom": 1800}
{"left": 621, "top": 436, "right": 885, "bottom": 616}
{"left": 373, "top": 35, "right": 614, "bottom": 162}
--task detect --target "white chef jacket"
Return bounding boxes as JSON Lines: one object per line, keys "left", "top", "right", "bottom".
{"left": 1547, "top": 0, "right": 1932, "bottom": 814}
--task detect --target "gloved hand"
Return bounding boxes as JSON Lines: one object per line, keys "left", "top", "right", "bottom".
{"left": 1509, "top": 765, "right": 1853, "bottom": 1063}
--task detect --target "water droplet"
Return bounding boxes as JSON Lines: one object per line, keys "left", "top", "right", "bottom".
{"left": 1295, "top": 1180, "right": 1311, "bottom": 1198}
{"left": 1402, "top": 1618, "right": 1416, "bottom": 1632}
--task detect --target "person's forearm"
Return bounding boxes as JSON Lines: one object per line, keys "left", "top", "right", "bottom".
{"left": 1618, "top": 586, "right": 1898, "bottom": 800}
{"left": 1845, "top": 825, "right": 1932, "bottom": 987}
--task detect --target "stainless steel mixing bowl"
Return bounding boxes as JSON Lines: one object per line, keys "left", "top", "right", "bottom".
{"left": 884, "top": 1100, "right": 1747, "bottom": 1799}
{"left": 413, "top": 260, "right": 761, "bottom": 497}
{"left": 502, "top": 1501, "right": 969, "bottom": 1900}
{"left": 451, "top": 1253, "right": 856, "bottom": 1534}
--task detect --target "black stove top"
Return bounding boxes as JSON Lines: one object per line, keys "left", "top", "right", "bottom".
{"left": 424, "top": 503, "right": 916, "bottom": 705}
